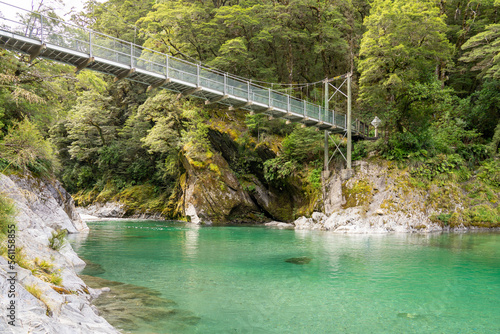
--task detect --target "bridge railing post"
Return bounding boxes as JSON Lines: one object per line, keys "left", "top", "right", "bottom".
{"left": 39, "top": 13, "right": 44, "bottom": 43}
{"left": 89, "top": 31, "right": 92, "bottom": 57}
{"left": 197, "top": 64, "right": 200, "bottom": 87}
{"left": 130, "top": 44, "right": 133, "bottom": 68}
{"left": 224, "top": 73, "right": 227, "bottom": 95}
{"left": 166, "top": 54, "right": 169, "bottom": 78}
{"left": 268, "top": 88, "right": 271, "bottom": 107}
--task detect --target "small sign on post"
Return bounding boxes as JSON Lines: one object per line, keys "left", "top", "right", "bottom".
{"left": 371, "top": 116, "right": 381, "bottom": 137}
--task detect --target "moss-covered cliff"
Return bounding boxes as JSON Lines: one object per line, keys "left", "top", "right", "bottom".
{"left": 314, "top": 159, "right": 500, "bottom": 232}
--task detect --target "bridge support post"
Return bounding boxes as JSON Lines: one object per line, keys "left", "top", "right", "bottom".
{"left": 324, "top": 130, "right": 329, "bottom": 172}
{"left": 347, "top": 72, "right": 352, "bottom": 170}
{"left": 323, "top": 78, "right": 329, "bottom": 172}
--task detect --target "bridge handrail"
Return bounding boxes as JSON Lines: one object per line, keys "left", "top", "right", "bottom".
{"left": 0, "top": 0, "right": 369, "bottom": 134}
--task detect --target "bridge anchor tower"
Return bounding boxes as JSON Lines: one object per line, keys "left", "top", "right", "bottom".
{"left": 323, "top": 72, "right": 352, "bottom": 175}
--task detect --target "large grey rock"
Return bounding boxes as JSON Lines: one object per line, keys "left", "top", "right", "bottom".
{"left": 298, "top": 161, "right": 446, "bottom": 233}
{"left": 0, "top": 172, "right": 119, "bottom": 333}
{"left": 179, "top": 153, "right": 260, "bottom": 224}
{"left": 77, "top": 202, "right": 126, "bottom": 218}
{"left": 264, "top": 221, "right": 295, "bottom": 229}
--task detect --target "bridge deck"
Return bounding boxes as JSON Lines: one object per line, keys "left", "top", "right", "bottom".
{"left": 0, "top": 1, "right": 369, "bottom": 137}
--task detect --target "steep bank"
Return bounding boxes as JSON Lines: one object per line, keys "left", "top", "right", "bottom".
{"left": 0, "top": 172, "right": 118, "bottom": 333}
{"left": 293, "top": 160, "right": 500, "bottom": 232}
{"left": 74, "top": 156, "right": 499, "bottom": 232}
{"left": 74, "top": 125, "right": 319, "bottom": 224}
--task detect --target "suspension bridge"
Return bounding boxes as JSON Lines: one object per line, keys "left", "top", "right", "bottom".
{"left": 0, "top": 1, "right": 371, "bottom": 170}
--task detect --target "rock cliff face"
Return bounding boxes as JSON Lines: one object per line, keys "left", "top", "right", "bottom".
{"left": 176, "top": 129, "right": 303, "bottom": 224}
{"left": 74, "top": 128, "right": 317, "bottom": 224}
{"left": 0, "top": 172, "right": 118, "bottom": 334}
{"left": 294, "top": 161, "right": 450, "bottom": 233}
{"left": 179, "top": 152, "right": 262, "bottom": 224}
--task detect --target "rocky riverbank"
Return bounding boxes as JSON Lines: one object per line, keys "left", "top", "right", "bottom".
{"left": 292, "top": 159, "right": 498, "bottom": 233}
{"left": 76, "top": 202, "right": 164, "bottom": 220}
{"left": 74, "top": 159, "right": 498, "bottom": 233}
{"left": 0, "top": 172, "right": 119, "bottom": 334}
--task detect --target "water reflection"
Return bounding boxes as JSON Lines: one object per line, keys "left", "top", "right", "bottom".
{"left": 183, "top": 225, "right": 200, "bottom": 260}
{"left": 72, "top": 221, "right": 500, "bottom": 334}
{"left": 67, "top": 230, "right": 90, "bottom": 253}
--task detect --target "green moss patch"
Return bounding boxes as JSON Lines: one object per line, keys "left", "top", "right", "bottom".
{"left": 465, "top": 205, "right": 500, "bottom": 227}
{"left": 342, "top": 178, "right": 374, "bottom": 209}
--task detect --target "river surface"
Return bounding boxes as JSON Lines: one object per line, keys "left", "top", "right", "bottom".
{"left": 69, "top": 220, "right": 500, "bottom": 333}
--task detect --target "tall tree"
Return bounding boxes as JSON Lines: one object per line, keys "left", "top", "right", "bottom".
{"left": 461, "top": 23, "right": 500, "bottom": 78}
{"left": 357, "top": 0, "right": 453, "bottom": 133}
{"left": 138, "top": 0, "right": 364, "bottom": 85}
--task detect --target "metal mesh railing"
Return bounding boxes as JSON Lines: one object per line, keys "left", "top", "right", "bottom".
{"left": 0, "top": 1, "right": 370, "bottom": 134}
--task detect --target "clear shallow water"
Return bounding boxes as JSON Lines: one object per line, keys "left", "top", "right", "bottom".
{"left": 69, "top": 221, "right": 500, "bottom": 333}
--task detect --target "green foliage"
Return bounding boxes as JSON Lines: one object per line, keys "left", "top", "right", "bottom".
{"left": 282, "top": 127, "right": 323, "bottom": 163}
{"left": 358, "top": 0, "right": 453, "bottom": 133}
{"left": 66, "top": 90, "right": 116, "bottom": 160}
{"left": 433, "top": 213, "right": 453, "bottom": 226}
{"left": 477, "top": 159, "right": 500, "bottom": 188}
{"left": 1, "top": 0, "right": 499, "bottom": 227}
{"left": 466, "top": 80, "right": 500, "bottom": 139}
{"left": 245, "top": 114, "right": 269, "bottom": 141}
{"left": 0, "top": 49, "right": 77, "bottom": 128}
{"left": 74, "top": 0, "right": 154, "bottom": 44}
{"left": 352, "top": 141, "right": 368, "bottom": 161}
{"left": 461, "top": 24, "right": 500, "bottom": 79}
{"left": 0, "top": 107, "right": 5, "bottom": 132}
{"left": 48, "top": 229, "right": 67, "bottom": 251}
{"left": 25, "top": 284, "right": 43, "bottom": 300}
{"left": 431, "top": 111, "right": 481, "bottom": 155}
{"left": 140, "top": 92, "right": 183, "bottom": 156}
{"left": 308, "top": 168, "right": 322, "bottom": 190}
{"left": 491, "top": 121, "right": 500, "bottom": 155}
{"left": 138, "top": 0, "right": 361, "bottom": 83}
{"left": 0, "top": 118, "right": 57, "bottom": 175}
{"left": 263, "top": 157, "right": 296, "bottom": 188}
{"left": 261, "top": 127, "right": 323, "bottom": 187}
{"left": 33, "top": 258, "right": 63, "bottom": 286}
{"left": 0, "top": 193, "right": 15, "bottom": 236}
{"left": 379, "top": 131, "right": 432, "bottom": 161}
{"left": 466, "top": 205, "right": 500, "bottom": 227}
{"left": 411, "top": 154, "right": 465, "bottom": 181}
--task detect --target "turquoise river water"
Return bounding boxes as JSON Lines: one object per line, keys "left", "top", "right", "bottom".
{"left": 69, "top": 220, "right": 500, "bottom": 333}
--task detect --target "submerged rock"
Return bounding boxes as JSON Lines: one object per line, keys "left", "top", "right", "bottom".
{"left": 397, "top": 312, "right": 423, "bottom": 319}
{"left": 81, "top": 275, "right": 200, "bottom": 333}
{"left": 285, "top": 256, "right": 312, "bottom": 265}
{"left": 81, "top": 259, "right": 106, "bottom": 276}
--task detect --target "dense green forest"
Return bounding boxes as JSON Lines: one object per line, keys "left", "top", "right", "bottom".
{"left": 0, "top": 0, "right": 499, "bottom": 223}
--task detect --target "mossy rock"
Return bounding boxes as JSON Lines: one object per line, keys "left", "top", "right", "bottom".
{"left": 342, "top": 178, "right": 374, "bottom": 209}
